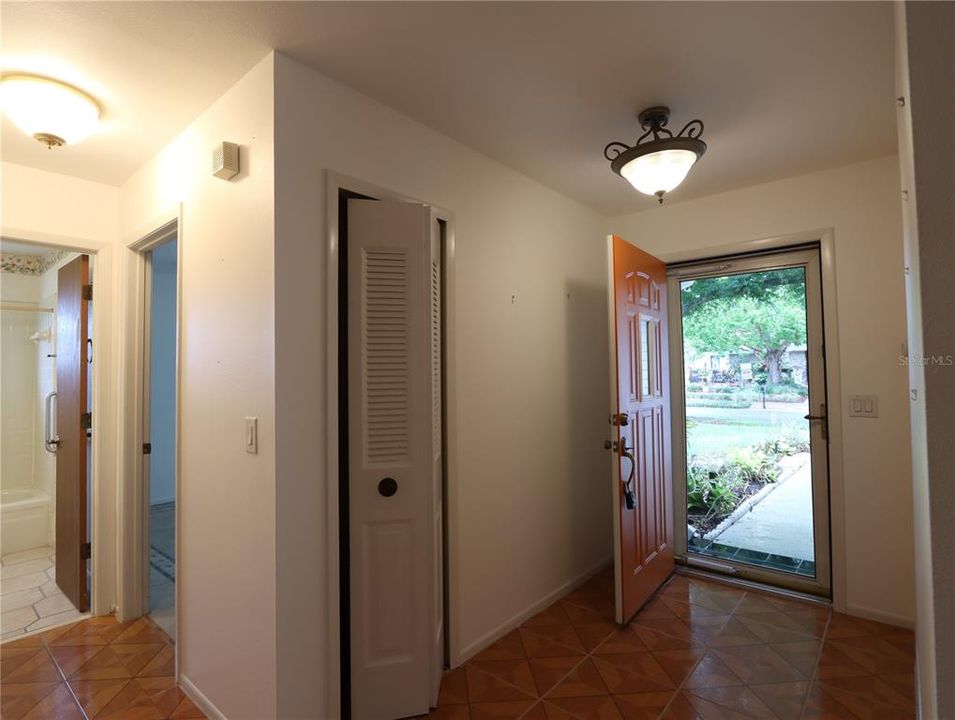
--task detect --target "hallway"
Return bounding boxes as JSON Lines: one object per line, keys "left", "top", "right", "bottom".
{"left": 426, "top": 571, "right": 915, "bottom": 719}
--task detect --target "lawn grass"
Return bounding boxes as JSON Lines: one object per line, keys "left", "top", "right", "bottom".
{"left": 686, "top": 417, "right": 806, "bottom": 457}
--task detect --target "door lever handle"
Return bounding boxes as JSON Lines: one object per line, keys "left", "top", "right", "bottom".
{"left": 803, "top": 403, "right": 828, "bottom": 440}
{"left": 619, "top": 437, "right": 637, "bottom": 510}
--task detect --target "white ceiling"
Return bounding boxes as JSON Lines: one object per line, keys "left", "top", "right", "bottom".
{"left": 1, "top": 2, "right": 897, "bottom": 214}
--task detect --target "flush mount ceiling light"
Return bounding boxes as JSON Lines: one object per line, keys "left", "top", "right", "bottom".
{"left": 604, "top": 106, "right": 706, "bottom": 204}
{"left": 0, "top": 74, "right": 101, "bottom": 149}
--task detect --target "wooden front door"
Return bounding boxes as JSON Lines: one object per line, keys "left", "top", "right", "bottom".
{"left": 607, "top": 235, "right": 673, "bottom": 623}
{"left": 55, "top": 255, "right": 90, "bottom": 612}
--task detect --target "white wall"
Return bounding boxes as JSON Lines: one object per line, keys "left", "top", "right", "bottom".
{"left": 148, "top": 238, "right": 177, "bottom": 506}
{"left": 1, "top": 162, "right": 121, "bottom": 614}
{"left": 611, "top": 155, "right": 915, "bottom": 625}
{"left": 896, "top": 3, "right": 955, "bottom": 716}
{"left": 120, "top": 55, "right": 276, "bottom": 720}
{"left": 1, "top": 273, "right": 40, "bottom": 494}
{"left": 273, "top": 52, "right": 612, "bottom": 717}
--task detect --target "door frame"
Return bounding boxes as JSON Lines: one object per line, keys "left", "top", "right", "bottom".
{"left": 660, "top": 228, "right": 847, "bottom": 611}
{"left": 324, "top": 171, "right": 458, "bottom": 719}
{"left": 0, "top": 229, "right": 115, "bottom": 618}
{"left": 668, "top": 246, "right": 831, "bottom": 597}
{"left": 118, "top": 210, "right": 182, "bottom": 656}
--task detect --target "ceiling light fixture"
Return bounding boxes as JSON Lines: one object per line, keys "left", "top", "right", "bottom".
{"left": 604, "top": 106, "right": 706, "bottom": 204}
{"left": 0, "top": 74, "right": 101, "bottom": 149}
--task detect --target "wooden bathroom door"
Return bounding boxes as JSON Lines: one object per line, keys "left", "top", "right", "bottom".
{"left": 55, "top": 255, "right": 90, "bottom": 612}
{"left": 607, "top": 235, "right": 674, "bottom": 623}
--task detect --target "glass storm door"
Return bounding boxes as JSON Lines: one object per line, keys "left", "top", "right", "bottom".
{"left": 669, "top": 248, "right": 831, "bottom": 597}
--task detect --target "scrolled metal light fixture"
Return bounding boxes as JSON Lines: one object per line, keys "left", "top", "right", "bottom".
{"left": 604, "top": 106, "right": 706, "bottom": 204}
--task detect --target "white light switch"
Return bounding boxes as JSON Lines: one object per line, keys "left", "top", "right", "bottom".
{"left": 245, "top": 417, "right": 258, "bottom": 454}
{"left": 848, "top": 395, "right": 879, "bottom": 418}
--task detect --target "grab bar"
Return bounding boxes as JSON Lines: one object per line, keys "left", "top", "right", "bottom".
{"left": 44, "top": 391, "right": 59, "bottom": 454}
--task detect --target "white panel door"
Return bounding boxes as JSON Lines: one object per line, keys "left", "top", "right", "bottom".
{"left": 348, "top": 199, "right": 441, "bottom": 720}
{"left": 428, "top": 212, "right": 444, "bottom": 707}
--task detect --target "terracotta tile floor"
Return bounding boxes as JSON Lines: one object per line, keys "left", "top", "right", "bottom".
{"left": 0, "top": 614, "right": 205, "bottom": 720}
{"left": 425, "top": 570, "right": 916, "bottom": 720}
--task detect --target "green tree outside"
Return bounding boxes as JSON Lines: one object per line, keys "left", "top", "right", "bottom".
{"left": 681, "top": 269, "right": 807, "bottom": 385}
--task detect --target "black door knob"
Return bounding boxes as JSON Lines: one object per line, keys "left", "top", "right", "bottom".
{"left": 378, "top": 477, "right": 398, "bottom": 497}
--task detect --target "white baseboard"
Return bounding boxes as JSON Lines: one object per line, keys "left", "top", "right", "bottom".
{"left": 179, "top": 674, "right": 227, "bottom": 720}
{"left": 845, "top": 603, "right": 915, "bottom": 630}
{"left": 454, "top": 556, "right": 612, "bottom": 666}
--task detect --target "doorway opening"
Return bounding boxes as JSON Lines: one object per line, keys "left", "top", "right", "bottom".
{"left": 141, "top": 235, "right": 178, "bottom": 639}
{"left": 334, "top": 181, "right": 450, "bottom": 720}
{"left": 669, "top": 246, "right": 832, "bottom": 597}
{"left": 1, "top": 240, "right": 93, "bottom": 637}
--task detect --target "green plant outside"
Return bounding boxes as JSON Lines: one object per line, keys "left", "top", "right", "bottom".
{"left": 685, "top": 427, "right": 810, "bottom": 538}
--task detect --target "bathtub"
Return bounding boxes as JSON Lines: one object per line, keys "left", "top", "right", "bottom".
{"left": 1, "top": 488, "right": 51, "bottom": 556}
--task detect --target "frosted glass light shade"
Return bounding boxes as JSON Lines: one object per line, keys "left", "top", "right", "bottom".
{"left": 619, "top": 149, "right": 698, "bottom": 197}
{"left": 0, "top": 75, "right": 100, "bottom": 147}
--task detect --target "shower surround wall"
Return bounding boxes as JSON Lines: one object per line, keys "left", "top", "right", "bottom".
{"left": 1, "top": 270, "right": 48, "bottom": 554}
{"left": 1, "top": 273, "right": 41, "bottom": 494}
{"left": 1, "top": 254, "right": 74, "bottom": 555}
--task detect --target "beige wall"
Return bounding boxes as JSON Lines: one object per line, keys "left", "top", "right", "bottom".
{"left": 273, "top": 52, "right": 612, "bottom": 717}
{"left": 896, "top": 3, "right": 955, "bottom": 717}
{"left": 610, "top": 156, "right": 916, "bottom": 626}
{"left": 120, "top": 55, "right": 277, "bottom": 719}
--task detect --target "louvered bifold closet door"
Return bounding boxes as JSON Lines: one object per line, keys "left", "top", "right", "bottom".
{"left": 348, "top": 200, "right": 438, "bottom": 720}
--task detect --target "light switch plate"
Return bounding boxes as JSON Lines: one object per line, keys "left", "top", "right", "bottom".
{"left": 245, "top": 416, "right": 258, "bottom": 454}
{"left": 848, "top": 395, "right": 879, "bottom": 418}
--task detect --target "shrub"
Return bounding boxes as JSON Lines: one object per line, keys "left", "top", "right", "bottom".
{"left": 755, "top": 430, "right": 810, "bottom": 457}
{"left": 686, "top": 461, "right": 742, "bottom": 526}
{"left": 685, "top": 397, "right": 752, "bottom": 409}
{"left": 687, "top": 384, "right": 703, "bottom": 392}
{"left": 728, "top": 447, "right": 780, "bottom": 484}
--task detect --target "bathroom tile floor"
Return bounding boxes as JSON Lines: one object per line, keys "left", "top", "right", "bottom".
{"left": 148, "top": 503, "right": 176, "bottom": 640}
{"left": 423, "top": 569, "right": 916, "bottom": 719}
{"left": 1, "top": 547, "right": 85, "bottom": 641}
{"left": 0, "top": 614, "right": 204, "bottom": 719}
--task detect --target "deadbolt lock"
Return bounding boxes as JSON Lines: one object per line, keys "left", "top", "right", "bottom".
{"left": 603, "top": 439, "right": 620, "bottom": 452}
{"left": 609, "top": 413, "right": 629, "bottom": 427}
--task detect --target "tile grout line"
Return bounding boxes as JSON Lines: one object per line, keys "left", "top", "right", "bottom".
{"left": 39, "top": 629, "right": 91, "bottom": 720}
{"left": 45, "top": 621, "right": 114, "bottom": 720}
{"left": 796, "top": 609, "right": 833, "bottom": 720}
{"left": 653, "top": 581, "right": 746, "bottom": 719}
{"left": 526, "top": 575, "right": 734, "bottom": 720}
{"left": 518, "top": 620, "right": 617, "bottom": 718}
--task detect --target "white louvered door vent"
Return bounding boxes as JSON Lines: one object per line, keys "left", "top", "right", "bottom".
{"left": 363, "top": 248, "right": 410, "bottom": 463}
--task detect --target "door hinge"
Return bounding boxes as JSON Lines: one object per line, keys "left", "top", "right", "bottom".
{"left": 80, "top": 542, "right": 92, "bottom": 560}
{"left": 80, "top": 412, "right": 92, "bottom": 430}
{"left": 82, "top": 284, "right": 93, "bottom": 301}
{"left": 143, "top": 442, "right": 152, "bottom": 455}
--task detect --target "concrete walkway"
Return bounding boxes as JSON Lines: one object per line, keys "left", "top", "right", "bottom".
{"left": 710, "top": 453, "right": 815, "bottom": 562}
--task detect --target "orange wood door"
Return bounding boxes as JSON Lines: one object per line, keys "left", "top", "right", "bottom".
{"left": 608, "top": 235, "right": 673, "bottom": 623}
{"left": 55, "top": 255, "right": 90, "bottom": 612}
